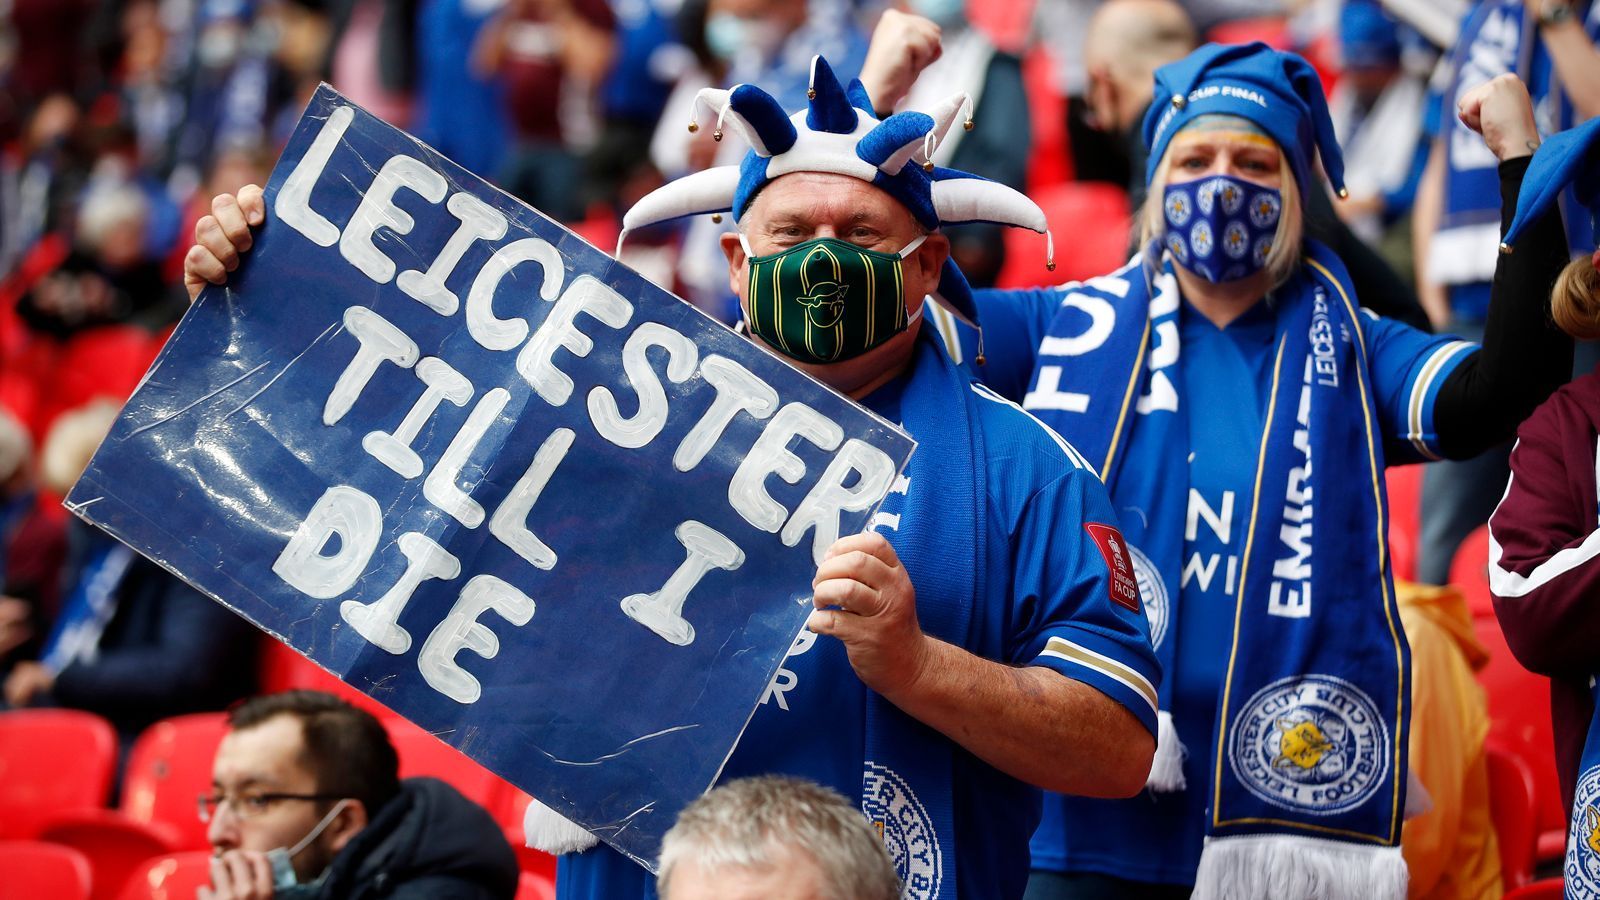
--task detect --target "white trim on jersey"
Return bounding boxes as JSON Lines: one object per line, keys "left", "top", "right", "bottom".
{"left": 1038, "top": 635, "right": 1159, "bottom": 716}
{"left": 968, "top": 382, "right": 1094, "bottom": 471}
{"left": 1488, "top": 439, "right": 1600, "bottom": 598}
{"left": 1405, "top": 340, "right": 1475, "bottom": 460}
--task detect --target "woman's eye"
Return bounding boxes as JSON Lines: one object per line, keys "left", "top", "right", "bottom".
{"left": 1179, "top": 157, "right": 1208, "bottom": 170}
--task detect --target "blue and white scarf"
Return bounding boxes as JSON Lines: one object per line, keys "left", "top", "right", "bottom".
{"left": 39, "top": 538, "right": 135, "bottom": 675}
{"left": 530, "top": 331, "right": 981, "bottom": 897}
{"left": 860, "top": 328, "right": 985, "bottom": 900}
{"left": 1023, "top": 240, "right": 1410, "bottom": 898}
{"left": 1564, "top": 685, "right": 1600, "bottom": 898}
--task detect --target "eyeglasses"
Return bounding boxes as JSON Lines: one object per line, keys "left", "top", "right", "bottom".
{"left": 197, "top": 791, "right": 347, "bottom": 822}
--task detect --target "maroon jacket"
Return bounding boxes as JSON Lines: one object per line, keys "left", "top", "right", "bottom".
{"left": 1489, "top": 366, "right": 1600, "bottom": 812}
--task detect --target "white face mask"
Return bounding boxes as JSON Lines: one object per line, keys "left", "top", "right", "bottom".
{"left": 265, "top": 798, "right": 352, "bottom": 889}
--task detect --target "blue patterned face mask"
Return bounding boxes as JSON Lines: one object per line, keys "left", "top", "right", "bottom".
{"left": 1161, "top": 174, "right": 1282, "bottom": 283}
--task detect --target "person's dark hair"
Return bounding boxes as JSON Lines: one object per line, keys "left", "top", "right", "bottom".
{"left": 228, "top": 690, "right": 401, "bottom": 816}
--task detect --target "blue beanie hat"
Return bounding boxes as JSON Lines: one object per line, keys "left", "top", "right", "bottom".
{"left": 1144, "top": 42, "right": 1348, "bottom": 201}
{"left": 1502, "top": 116, "right": 1600, "bottom": 248}
{"left": 1340, "top": 0, "right": 1402, "bottom": 70}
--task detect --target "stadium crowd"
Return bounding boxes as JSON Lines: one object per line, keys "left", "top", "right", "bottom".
{"left": 2, "top": 0, "right": 1599, "bottom": 897}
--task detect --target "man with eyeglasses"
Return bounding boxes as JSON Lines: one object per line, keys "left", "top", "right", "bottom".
{"left": 201, "top": 690, "right": 519, "bottom": 900}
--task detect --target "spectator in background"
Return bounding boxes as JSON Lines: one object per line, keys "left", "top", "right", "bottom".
{"left": 1, "top": 401, "right": 259, "bottom": 739}
{"left": 475, "top": 0, "right": 617, "bottom": 222}
{"left": 1395, "top": 580, "right": 1502, "bottom": 899}
{"left": 885, "top": 4, "right": 1030, "bottom": 287}
{"left": 412, "top": 0, "right": 512, "bottom": 179}
{"left": 1, "top": 94, "right": 86, "bottom": 274}
{"left": 1329, "top": 0, "right": 1430, "bottom": 251}
{"left": 16, "top": 182, "right": 175, "bottom": 338}
{"left": 585, "top": 0, "right": 688, "bottom": 214}
{"left": 655, "top": 776, "right": 900, "bottom": 900}
{"left": 0, "top": 407, "right": 66, "bottom": 679}
{"left": 1412, "top": 0, "right": 1600, "bottom": 587}
{"left": 651, "top": 0, "right": 869, "bottom": 320}
{"left": 325, "top": 0, "right": 420, "bottom": 127}
{"left": 1077, "top": 0, "right": 1196, "bottom": 208}
{"left": 203, "top": 690, "right": 519, "bottom": 899}
{"left": 1486, "top": 117, "right": 1600, "bottom": 829}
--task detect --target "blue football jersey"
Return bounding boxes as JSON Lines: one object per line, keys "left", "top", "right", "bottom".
{"left": 970, "top": 278, "right": 1475, "bottom": 884}
{"left": 555, "top": 345, "right": 1160, "bottom": 900}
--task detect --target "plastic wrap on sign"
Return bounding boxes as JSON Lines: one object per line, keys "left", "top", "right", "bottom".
{"left": 66, "top": 85, "right": 915, "bottom": 870}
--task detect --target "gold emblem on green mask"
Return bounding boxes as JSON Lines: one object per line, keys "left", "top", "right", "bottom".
{"left": 745, "top": 237, "right": 916, "bottom": 364}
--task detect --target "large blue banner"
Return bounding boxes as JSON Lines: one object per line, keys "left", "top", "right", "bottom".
{"left": 68, "top": 85, "right": 915, "bottom": 868}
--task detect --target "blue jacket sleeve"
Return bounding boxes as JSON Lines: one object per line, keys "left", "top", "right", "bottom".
{"left": 971, "top": 286, "right": 1061, "bottom": 403}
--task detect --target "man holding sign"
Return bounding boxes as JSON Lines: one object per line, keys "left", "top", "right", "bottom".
{"left": 182, "top": 60, "right": 1157, "bottom": 900}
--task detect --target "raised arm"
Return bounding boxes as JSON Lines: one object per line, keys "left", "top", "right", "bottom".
{"left": 857, "top": 10, "right": 944, "bottom": 116}
{"left": 1429, "top": 75, "right": 1574, "bottom": 459}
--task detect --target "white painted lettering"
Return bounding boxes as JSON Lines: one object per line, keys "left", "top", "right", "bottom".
{"left": 272, "top": 485, "right": 383, "bottom": 599}
{"left": 517, "top": 275, "right": 633, "bottom": 406}
{"left": 588, "top": 322, "right": 697, "bottom": 449}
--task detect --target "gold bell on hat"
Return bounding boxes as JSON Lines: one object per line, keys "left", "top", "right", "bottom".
{"left": 1172, "top": 95, "right": 1187, "bottom": 109}
{"left": 687, "top": 121, "right": 699, "bottom": 133}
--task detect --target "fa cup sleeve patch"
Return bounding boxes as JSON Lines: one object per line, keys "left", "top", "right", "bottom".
{"left": 1084, "top": 523, "right": 1143, "bottom": 614}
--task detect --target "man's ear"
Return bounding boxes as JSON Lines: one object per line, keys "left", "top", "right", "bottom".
{"left": 911, "top": 231, "right": 950, "bottom": 289}
{"left": 325, "top": 800, "right": 369, "bottom": 855}
{"left": 719, "top": 231, "right": 748, "bottom": 300}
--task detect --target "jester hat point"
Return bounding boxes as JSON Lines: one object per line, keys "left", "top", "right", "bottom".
{"left": 618, "top": 56, "right": 1054, "bottom": 325}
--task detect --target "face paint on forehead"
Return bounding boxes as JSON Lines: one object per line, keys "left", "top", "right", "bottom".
{"left": 1170, "top": 114, "right": 1278, "bottom": 149}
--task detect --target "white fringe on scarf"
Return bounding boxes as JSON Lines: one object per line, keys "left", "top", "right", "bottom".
{"left": 1192, "top": 835, "right": 1408, "bottom": 900}
{"left": 523, "top": 796, "right": 599, "bottom": 854}
{"left": 1145, "top": 710, "right": 1188, "bottom": 792}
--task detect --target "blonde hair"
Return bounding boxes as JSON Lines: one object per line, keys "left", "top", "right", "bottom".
{"left": 1550, "top": 256, "right": 1600, "bottom": 341}
{"left": 1140, "top": 146, "right": 1304, "bottom": 287}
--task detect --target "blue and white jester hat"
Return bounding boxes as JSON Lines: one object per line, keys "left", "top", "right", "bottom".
{"left": 1502, "top": 116, "right": 1600, "bottom": 249}
{"left": 1144, "top": 42, "right": 1348, "bottom": 201}
{"left": 618, "top": 56, "right": 1054, "bottom": 326}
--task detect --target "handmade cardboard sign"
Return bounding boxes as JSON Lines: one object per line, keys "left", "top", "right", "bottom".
{"left": 67, "top": 85, "right": 915, "bottom": 869}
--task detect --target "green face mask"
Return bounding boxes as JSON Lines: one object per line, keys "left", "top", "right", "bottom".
{"left": 740, "top": 234, "right": 927, "bottom": 364}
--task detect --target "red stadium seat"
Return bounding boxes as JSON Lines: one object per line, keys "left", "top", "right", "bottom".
{"left": 120, "top": 713, "right": 229, "bottom": 851}
{"left": 1505, "top": 878, "right": 1565, "bottom": 899}
{"left": 997, "top": 182, "right": 1133, "bottom": 289}
{"left": 1205, "top": 16, "right": 1292, "bottom": 48}
{"left": 1487, "top": 744, "right": 1539, "bottom": 890}
{"left": 1022, "top": 47, "right": 1071, "bottom": 191}
{"left": 39, "top": 810, "right": 183, "bottom": 900}
{"left": 0, "top": 840, "right": 92, "bottom": 900}
{"left": 1385, "top": 464, "right": 1422, "bottom": 583}
{"left": 0, "top": 710, "right": 117, "bottom": 839}
{"left": 383, "top": 718, "right": 510, "bottom": 813}
{"left": 1473, "top": 613, "right": 1567, "bottom": 856}
{"left": 516, "top": 871, "right": 557, "bottom": 900}
{"left": 257, "top": 637, "right": 398, "bottom": 720}
{"left": 116, "top": 851, "right": 214, "bottom": 900}
{"left": 1450, "top": 525, "right": 1494, "bottom": 617}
